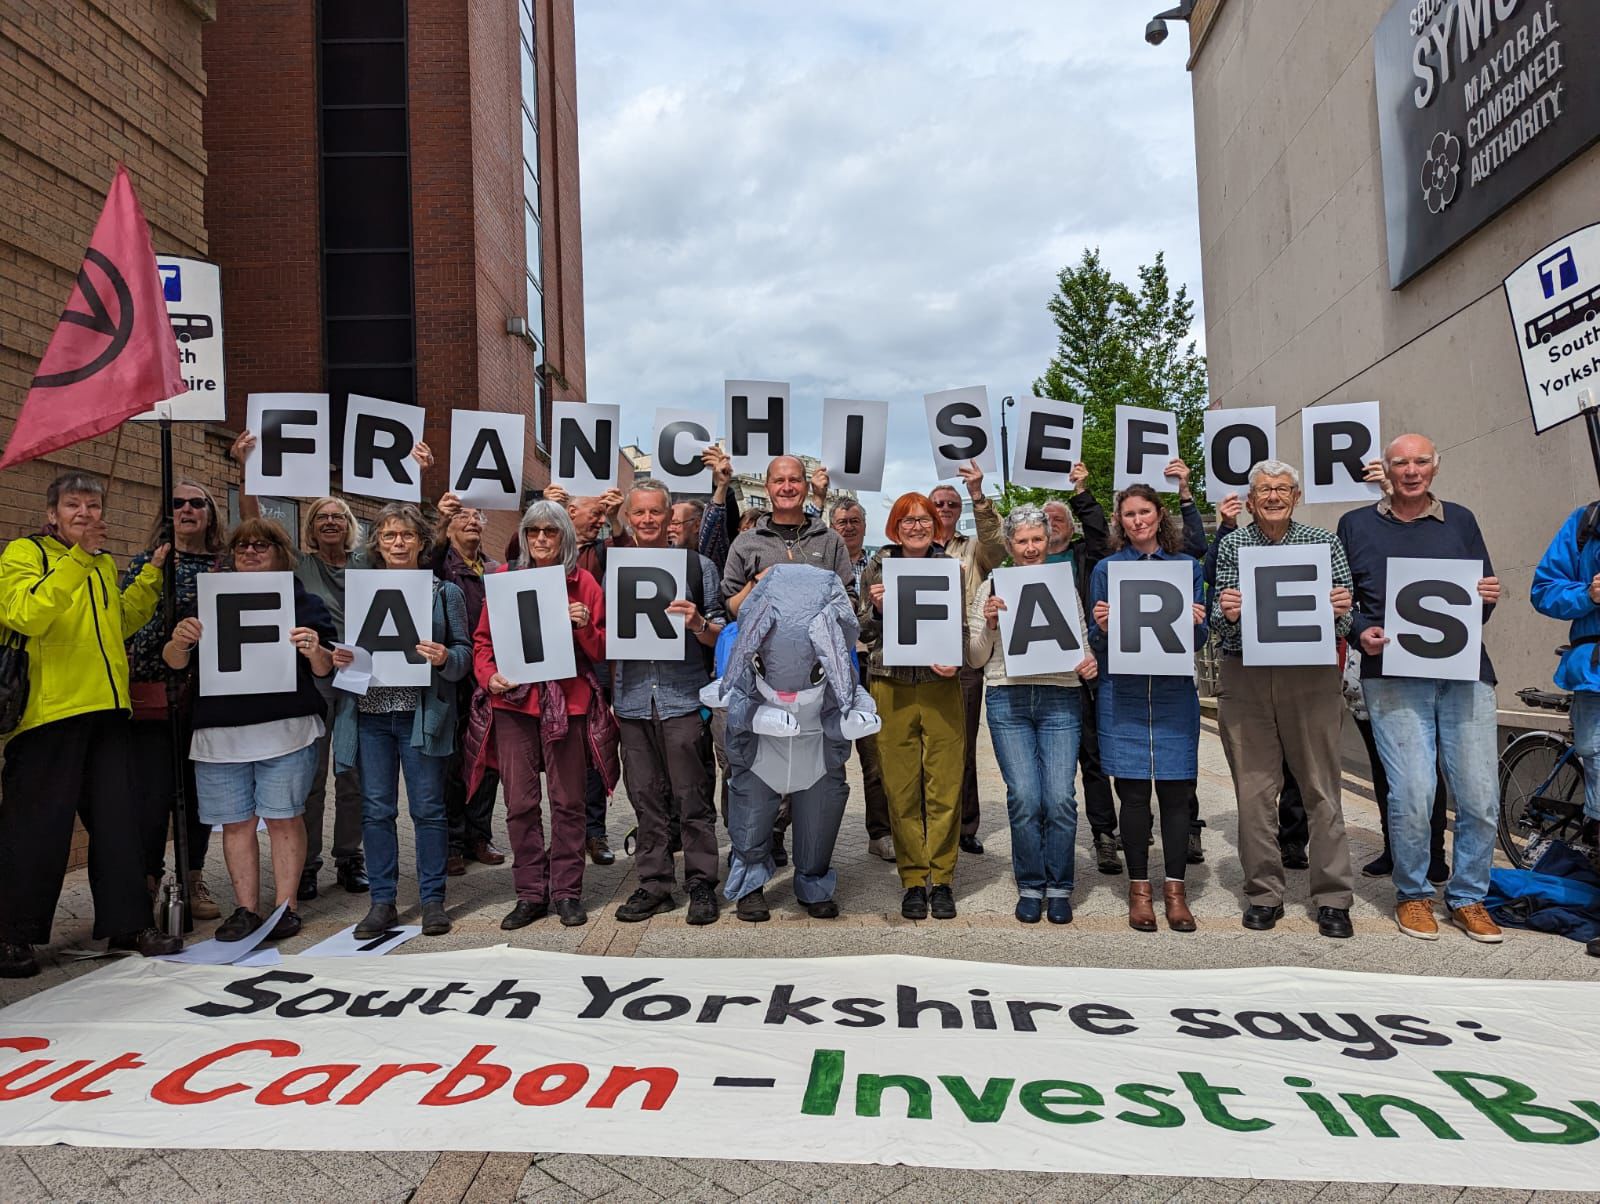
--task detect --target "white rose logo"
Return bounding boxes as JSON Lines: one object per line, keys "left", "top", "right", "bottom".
{"left": 1420, "top": 131, "right": 1461, "bottom": 216}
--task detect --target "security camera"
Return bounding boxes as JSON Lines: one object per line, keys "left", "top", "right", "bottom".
{"left": 1145, "top": 17, "right": 1169, "bottom": 45}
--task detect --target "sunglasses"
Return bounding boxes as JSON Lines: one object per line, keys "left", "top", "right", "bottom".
{"left": 524, "top": 525, "right": 563, "bottom": 539}
{"left": 171, "top": 497, "right": 209, "bottom": 511}
{"left": 233, "top": 539, "right": 278, "bottom": 553}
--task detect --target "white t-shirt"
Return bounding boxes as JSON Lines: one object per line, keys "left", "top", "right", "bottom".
{"left": 190, "top": 715, "right": 325, "bottom": 764}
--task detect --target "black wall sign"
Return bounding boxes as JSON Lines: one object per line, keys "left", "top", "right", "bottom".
{"left": 1376, "top": 0, "right": 1600, "bottom": 288}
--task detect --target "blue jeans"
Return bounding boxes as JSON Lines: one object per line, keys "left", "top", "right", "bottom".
{"left": 356, "top": 711, "right": 449, "bottom": 905}
{"left": 985, "top": 684, "right": 1082, "bottom": 899}
{"left": 1569, "top": 692, "right": 1600, "bottom": 822}
{"left": 1363, "top": 678, "right": 1498, "bottom": 909}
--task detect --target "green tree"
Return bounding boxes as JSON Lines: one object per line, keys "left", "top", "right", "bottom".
{"left": 1003, "top": 249, "right": 1208, "bottom": 517}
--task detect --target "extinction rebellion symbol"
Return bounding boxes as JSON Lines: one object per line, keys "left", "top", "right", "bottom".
{"left": 1420, "top": 131, "right": 1461, "bottom": 216}
{"left": 32, "top": 248, "right": 135, "bottom": 389}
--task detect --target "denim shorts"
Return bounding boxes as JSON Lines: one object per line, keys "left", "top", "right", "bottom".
{"left": 195, "top": 743, "right": 318, "bottom": 826}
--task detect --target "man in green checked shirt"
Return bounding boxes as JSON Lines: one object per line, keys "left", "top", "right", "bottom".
{"left": 1210, "top": 459, "right": 1357, "bottom": 940}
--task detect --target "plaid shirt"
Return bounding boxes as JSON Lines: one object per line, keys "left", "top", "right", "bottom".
{"left": 1208, "top": 520, "right": 1353, "bottom": 655}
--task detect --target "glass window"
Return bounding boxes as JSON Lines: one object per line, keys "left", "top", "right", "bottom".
{"left": 321, "top": 43, "right": 407, "bottom": 107}
{"left": 522, "top": 109, "right": 539, "bottom": 184}
{"left": 324, "top": 250, "right": 411, "bottom": 317}
{"left": 323, "top": 108, "right": 407, "bottom": 154}
{"left": 323, "top": 156, "right": 410, "bottom": 249}
{"left": 519, "top": 0, "right": 534, "bottom": 46}
{"left": 323, "top": 1, "right": 405, "bottom": 40}
{"left": 524, "top": 201, "right": 542, "bottom": 290}
{"left": 521, "top": 38, "right": 536, "bottom": 105}
{"left": 326, "top": 317, "right": 413, "bottom": 366}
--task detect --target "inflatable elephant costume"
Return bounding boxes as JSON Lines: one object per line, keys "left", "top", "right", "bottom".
{"left": 700, "top": 564, "right": 880, "bottom": 908}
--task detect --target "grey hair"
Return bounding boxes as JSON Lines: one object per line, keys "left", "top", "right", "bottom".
{"left": 675, "top": 498, "right": 705, "bottom": 519}
{"left": 519, "top": 500, "right": 578, "bottom": 573}
{"left": 364, "top": 503, "right": 434, "bottom": 567}
{"left": 1384, "top": 433, "right": 1440, "bottom": 466}
{"left": 1002, "top": 504, "right": 1048, "bottom": 544}
{"left": 625, "top": 479, "right": 672, "bottom": 511}
{"left": 46, "top": 472, "right": 104, "bottom": 509}
{"left": 828, "top": 497, "right": 864, "bottom": 521}
{"left": 1248, "top": 460, "right": 1301, "bottom": 489}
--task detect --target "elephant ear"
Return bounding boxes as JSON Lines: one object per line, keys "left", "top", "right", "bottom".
{"left": 807, "top": 576, "right": 859, "bottom": 710}
{"left": 721, "top": 589, "right": 778, "bottom": 705}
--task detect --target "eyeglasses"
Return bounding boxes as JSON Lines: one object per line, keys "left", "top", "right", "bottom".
{"left": 931, "top": 499, "right": 962, "bottom": 510}
{"left": 377, "top": 530, "right": 419, "bottom": 545}
{"left": 899, "top": 516, "right": 935, "bottom": 531}
{"left": 170, "top": 496, "right": 208, "bottom": 511}
{"left": 232, "top": 539, "right": 277, "bottom": 553}
{"left": 452, "top": 509, "right": 485, "bottom": 524}
{"left": 832, "top": 517, "right": 864, "bottom": 528}
{"left": 1253, "top": 485, "right": 1297, "bottom": 498}
{"left": 314, "top": 512, "right": 347, "bottom": 525}
{"left": 524, "top": 525, "right": 563, "bottom": 539}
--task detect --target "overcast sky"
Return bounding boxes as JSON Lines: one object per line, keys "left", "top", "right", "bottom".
{"left": 574, "top": 1, "right": 1203, "bottom": 526}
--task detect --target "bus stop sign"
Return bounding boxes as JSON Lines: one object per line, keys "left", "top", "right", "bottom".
{"left": 1505, "top": 223, "right": 1600, "bottom": 435}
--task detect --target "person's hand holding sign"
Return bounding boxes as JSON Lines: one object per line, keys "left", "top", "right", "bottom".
{"left": 487, "top": 671, "right": 515, "bottom": 696}
{"left": 1093, "top": 600, "right": 1110, "bottom": 632}
{"left": 957, "top": 459, "right": 985, "bottom": 500}
{"left": 416, "top": 640, "right": 449, "bottom": 668}
{"left": 983, "top": 592, "right": 1005, "bottom": 631}
{"left": 1478, "top": 576, "right": 1501, "bottom": 605}
{"left": 1218, "top": 492, "right": 1244, "bottom": 525}
{"left": 1069, "top": 462, "right": 1090, "bottom": 494}
{"left": 1359, "top": 627, "right": 1389, "bottom": 656}
{"left": 1166, "top": 459, "right": 1194, "bottom": 501}
{"left": 1331, "top": 586, "right": 1353, "bottom": 619}
{"left": 1219, "top": 588, "right": 1243, "bottom": 623}
{"left": 569, "top": 601, "right": 591, "bottom": 629}
{"left": 870, "top": 582, "right": 886, "bottom": 612}
{"left": 931, "top": 663, "right": 958, "bottom": 678}
{"left": 809, "top": 464, "right": 829, "bottom": 509}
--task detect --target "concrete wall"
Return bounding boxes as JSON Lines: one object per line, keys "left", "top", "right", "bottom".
{"left": 1190, "top": 0, "right": 1600, "bottom": 707}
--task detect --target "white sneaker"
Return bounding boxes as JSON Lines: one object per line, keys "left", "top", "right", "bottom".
{"left": 868, "top": 835, "right": 895, "bottom": 861}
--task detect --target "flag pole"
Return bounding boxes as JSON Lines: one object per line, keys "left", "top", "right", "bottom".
{"left": 160, "top": 414, "right": 193, "bottom": 937}
{"left": 101, "top": 422, "right": 126, "bottom": 504}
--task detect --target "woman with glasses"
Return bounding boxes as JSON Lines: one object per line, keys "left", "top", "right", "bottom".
{"left": 1088, "top": 485, "right": 1209, "bottom": 934}
{"left": 857, "top": 492, "right": 967, "bottom": 921}
{"left": 968, "top": 505, "right": 1099, "bottom": 926}
{"left": 431, "top": 494, "right": 506, "bottom": 875}
{"left": 231, "top": 432, "right": 431, "bottom": 900}
{"left": 161, "top": 519, "right": 336, "bottom": 942}
{"left": 330, "top": 503, "right": 471, "bottom": 939}
{"left": 122, "top": 479, "right": 225, "bottom": 921}
{"left": 471, "top": 502, "right": 612, "bottom": 929}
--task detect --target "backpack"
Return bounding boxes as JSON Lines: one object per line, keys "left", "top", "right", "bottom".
{"left": 0, "top": 538, "right": 47, "bottom": 734}
{"left": 1579, "top": 501, "right": 1600, "bottom": 553}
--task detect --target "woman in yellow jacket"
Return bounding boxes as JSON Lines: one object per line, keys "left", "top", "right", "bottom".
{"left": 0, "top": 473, "right": 182, "bottom": 979}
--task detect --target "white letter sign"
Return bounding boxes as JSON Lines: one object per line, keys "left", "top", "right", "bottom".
{"left": 819, "top": 398, "right": 888, "bottom": 492}
{"left": 1009, "top": 397, "right": 1085, "bottom": 490}
{"left": 993, "top": 563, "right": 1086, "bottom": 678}
{"left": 882, "top": 557, "right": 962, "bottom": 668}
{"left": 449, "top": 410, "right": 524, "bottom": 510}
{"left": 484, "top": 565, "right": 576, "bottom": 686}
{"left": 1203, "top": 406, "right": 1277, "bottom": 503}
{"left": 1108, "top": 559, "right": 1194, "bottom": 676}
{"left": 245, "top": 393, "right": 329, "bottom": 500}
{"left": 725, "top": 380, "right": 789, "bottom": 475}
{"left": 343, "top": 569, "right": 433, "bottom": 687}
{"left": 651, "top": 408, "right": 716, "bottom": 493}
{"left": 1239, "top": 543, "right": 1334, "bottom": 667}
{"left": 924, "top": 386, "right": 996, "bottom": 480}
{"left": 1301, "top": 401, "right": 1381, "bottom": 505}
{"left": 196, "top": 571, "right": 295, "bottom": 697}
{"left": 606, "top": 547, "right": 687, "bottom": 662}
{"left": 1382, "top": 557, "right": 1484, "bottom": 683}
{"left": 551, "top": 402, "right": 620, "bottom": 497}
{"left": 344, "top": 394, "right": 424, "bottom": 503}
{"left": 1114, "top": 405, "right": 1178, "bottom": 491}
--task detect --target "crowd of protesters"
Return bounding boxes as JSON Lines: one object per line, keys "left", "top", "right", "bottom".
{"left": 7, "top": 423, "right": 1600, "bottom": 979}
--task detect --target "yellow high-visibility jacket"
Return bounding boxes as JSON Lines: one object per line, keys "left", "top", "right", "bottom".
{"left": 0, "top": 534, "right": 162, "bottom": 737}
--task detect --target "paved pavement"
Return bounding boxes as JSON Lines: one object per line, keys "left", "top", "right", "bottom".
{"left": 3, "top": 714, "right": 1597, "bottom": 1203}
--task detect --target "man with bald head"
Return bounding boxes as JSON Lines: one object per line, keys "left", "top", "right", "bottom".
{"left": 721, "top": 455, "right": 855, "bottom": 617}
{"left": 1337, "top": 433, "right": 1503, "bottom": 945}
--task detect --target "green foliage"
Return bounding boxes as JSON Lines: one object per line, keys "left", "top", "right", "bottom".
{"left": 1024, "top": 248, "right": 1209, "bottom": 515}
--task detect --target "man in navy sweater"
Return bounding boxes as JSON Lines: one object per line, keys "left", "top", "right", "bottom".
{"left": 1336, "top": 433, "right": 1503, "bottom": 944}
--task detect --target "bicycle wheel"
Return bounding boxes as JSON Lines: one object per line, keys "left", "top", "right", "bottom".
{"left": 1498, "top": 732, "right": 1586, "bottom": 869}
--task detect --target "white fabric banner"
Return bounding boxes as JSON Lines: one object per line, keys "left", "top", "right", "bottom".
{"left": 0, "top": 950, "right": 1596, "bottom": 1190}
{"left": 1382, "top": 557, "right": 1485, "bottom": 683}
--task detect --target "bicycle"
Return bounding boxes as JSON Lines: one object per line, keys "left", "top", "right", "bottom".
{"left": 1497, "top": 685, "right": 1594, "bottom": 868}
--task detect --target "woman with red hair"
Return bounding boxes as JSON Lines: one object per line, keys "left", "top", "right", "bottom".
{"left": 857, "top": 492, "right": 967, "bottom": 921}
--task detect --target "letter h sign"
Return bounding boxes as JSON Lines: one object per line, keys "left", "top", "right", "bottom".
{"left": 1539, "top": 249, "right": 1578, "bottom": 300}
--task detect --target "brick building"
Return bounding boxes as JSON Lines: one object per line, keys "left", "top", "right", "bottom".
{"left": 203, "top": 0, "right": 587, "bottom": 551}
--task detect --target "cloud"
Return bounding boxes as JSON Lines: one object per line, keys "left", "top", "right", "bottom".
{"left": 575, "top": 1, "right": 1202, "bottom": 526}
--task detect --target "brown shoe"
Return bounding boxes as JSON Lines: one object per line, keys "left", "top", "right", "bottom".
{"left": 470, "top": 839, "right": 506, "bottom": 866}
{"left": 445, "top": 851, "right": 467, "bottom": 877}
{"left": 1128, "top": 881, "right": 1157, "bottom": 932}
{"left": 586, "top": 836, "right": 616, "bottom": 866}
{"left": 1395, "top": 899, "right": 1439, "bottom": 940}
{"left": 187, "top": 871, "right": 221, "bottom": 922}
{"left": 1450, "top": 902, "right": 1504, "bottom": 944}
{"left": 1162, "top": 881, "right": 1196, "bottom": 932}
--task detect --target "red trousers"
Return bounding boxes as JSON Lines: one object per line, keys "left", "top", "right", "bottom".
{"left": 493, "top": 710, "right": 589, "bottom": 903}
